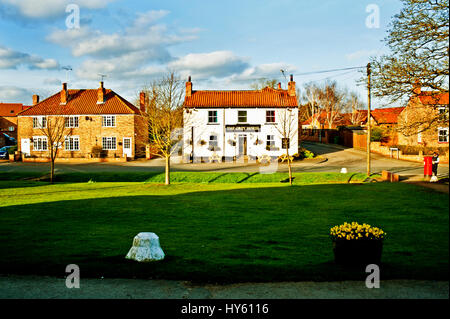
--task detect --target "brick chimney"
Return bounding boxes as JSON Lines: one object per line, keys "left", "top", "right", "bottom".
{"left": 140, "top": 91, "right": 146, "bottom": 113}
{"left": 186, "top": 76, "right": 192, "bottom": 97}
{"left": 413, "top": 79, "right": 421, "bottom": 95}
{"left": 288, "top": 74, "right": 296, "bottom": 97}
{"left": 32, "top": 95, "right": 40, "bottom": 105}
{"left": 277, "top": 83, "right": 282, "bottom": 90}
{"left": 97, "top": 81, "right": 105, "bottom": 104}
{"left": 60, "top": 83, "right": 68, "bottom": 105}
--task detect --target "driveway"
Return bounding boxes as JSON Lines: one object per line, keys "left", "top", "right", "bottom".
{"left": 0, "top": 142, "right": 448, "bottom": 179}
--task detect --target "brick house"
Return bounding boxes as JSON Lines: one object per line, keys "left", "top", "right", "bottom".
{"left": 0, "top": 103, "right": 30, "bottom": 147}
{"left": 397, "top": 85, "right": 449, "bottom": 149}
{"left": 17, "top": 82, "right": 148, "bottom": 160}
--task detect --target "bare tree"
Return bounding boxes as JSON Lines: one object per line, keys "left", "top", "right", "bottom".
{"left": 369, "top": 0, "right": 448, "bottom": 102}
{"left": 301, "top": 82, "right": 322, "bottom": 127}
{"left": 37, "top": 114, "right": 72, "bottom": 183}
{"left": 141, "top": 71, "right": 184, "bottom": 185}
{"left": 318, "top": 81, "right": 345, "bottom": 129}
{"left": 275, "top": 108, "right": 298, "bottom": 186}
{"left": 344, "top": 91, "right": 367, "bottom": 126}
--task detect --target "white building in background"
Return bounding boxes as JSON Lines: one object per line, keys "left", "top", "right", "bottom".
{"left": 182, "top": 76, "right": 299, "bottom": 162}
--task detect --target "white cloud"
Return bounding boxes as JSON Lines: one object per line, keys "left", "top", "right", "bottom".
{"left": 0, "top": 86, "right": 33, "bottom": 103}
{"left": 0, "top": 45, "right": 60, "bottom": 70}
{"left": 0, "top": 0, "right": 114, "bottom": 19}
{"left": 168, "top": 51, "right": 250, "bottom": 79}
{"left": 47, "top": 10, "right": 197, "bottom": 59}
{"left": 346, "top": 50, "right": 379, "bottom": 61}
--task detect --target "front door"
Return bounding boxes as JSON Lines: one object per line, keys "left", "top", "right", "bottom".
{"left": 238, "top": 135, "right": 247, "bottom": 156}
{"left": 21, "top": 138, "right": 30, "bottom": 156}
{"left": 123, "top": 138, "right": 132, "bottom": 158}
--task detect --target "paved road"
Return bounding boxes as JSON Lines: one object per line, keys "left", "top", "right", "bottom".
{"left": 0, "top": 275, "right": 448, "bottom": 299}
{"left": 0, "top": 142, "right": 448, "bottom": 179}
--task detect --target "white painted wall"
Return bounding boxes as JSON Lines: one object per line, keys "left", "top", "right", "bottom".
{"left": 183, "top": 108, "right": 298, "bottom": 161}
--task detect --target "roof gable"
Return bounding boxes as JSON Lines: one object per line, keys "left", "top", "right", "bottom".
{"left": 184, "top": 87, "right": 298, "bottom": 108}
{"left": 18, "top": 89, "right": 140, "bottom": 116}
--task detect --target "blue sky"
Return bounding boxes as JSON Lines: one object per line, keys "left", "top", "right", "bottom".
{"left": 0, "top": 0, "right": 403, "bottom": 106}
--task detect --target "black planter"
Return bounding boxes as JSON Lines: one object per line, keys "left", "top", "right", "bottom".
{"left": 333, "top": 240, "right": 383, "bottom": 265}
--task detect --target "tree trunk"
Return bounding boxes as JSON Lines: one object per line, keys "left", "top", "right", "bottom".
{"left": 165, "top": 155, "right": 170, "bottom": 185}
{"left": 287, "top": 150, "right": 293, "bottom": 186}
{"left": 50, "top": 158, "right": 55, "bottom": 184}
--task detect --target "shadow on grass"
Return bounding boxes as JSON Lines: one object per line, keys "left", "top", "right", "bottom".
{"left": 0, "top": 183, "right": 448, "bottom": 283}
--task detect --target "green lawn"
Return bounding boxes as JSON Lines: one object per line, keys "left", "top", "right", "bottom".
{"left": 0, "top": 173, "right": 448, "bottom": 283}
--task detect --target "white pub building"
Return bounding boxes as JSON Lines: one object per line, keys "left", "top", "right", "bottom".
{"left": 183, "top": 76, "right": 299, "bottom": 162}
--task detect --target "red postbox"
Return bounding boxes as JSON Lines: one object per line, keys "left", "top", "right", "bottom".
{"left": 424, "top": 156, "right": 433, "bottom": 177}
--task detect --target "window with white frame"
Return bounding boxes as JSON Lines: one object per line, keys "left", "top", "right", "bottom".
{"left": 102, "top": 137, "right": 117, "bottom": 150}
{"left": 33, "top": 117, "right": 46, "bottom": 129}
{"left": 209, "top": 135, "right": 218, "bottom": 150}
{"left": 65, "top": 136, "right": 80, "bottom": 151}
{"left": 238, "top": 111, "right": 247, "bottom": 123}
{"left": 266, "top": 135, "right": 275, "bottom": 150}
{"left": 33, "top": 136, "right": 48, "bottom": 151}
{"left": 65, "top": 116, "right": 79, "bottom": 128}
{"left": 208, "top": 111, "right": 218, "bottom": 123}
{"left": 266, "top": 110, "right": 275, "bottom": 123}
{"left": 102, "top": 115, "right": 116, "bottom": 127}
{"left": 8, "top": 126, "right": 14, "bottom": 132}
{"left": 438, "top": 127, "right": 449, "bottom": 143}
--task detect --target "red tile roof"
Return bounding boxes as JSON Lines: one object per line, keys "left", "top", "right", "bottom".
{"left": 371, "top": 107, "right": 405, "bottom": 124}
{"left": 184, "top": 87, "right": 298, "bottom": 108}
{"left": 418, "top": 91, "right": 449, "bottom": 105}
{"left": 18, "top": 89, "right": 140, "bottom": 116}
{"left": 0, "top": 103, "right": 28, "bottom": 117}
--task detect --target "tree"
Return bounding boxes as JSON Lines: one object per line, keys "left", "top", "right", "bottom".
{"left": 344, "top": 91, "right": 367, "bottom": 126}
{"left": 317, "top": 81, "right": 345, "bottom": 129}
{"left": 250, "top": 78, "right": 279, "bottom": 90}
{"left": 301, "top": 82, "right": 322, "bottom": 126}
{"left": 275, "top": 108, "right": 298, "bottom": 186}
{"left": 142, "top": 71, "right": 184, "bottom": 185}
{"left": 37, "top": 114, "right": 72, "bottom": 183}
{"left": 369, "top": 0, "right": 449, "bottom": 104}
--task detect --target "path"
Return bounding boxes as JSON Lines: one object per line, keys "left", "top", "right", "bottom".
{"left": 0, "top": 275, "right": 447, "bottom": 299}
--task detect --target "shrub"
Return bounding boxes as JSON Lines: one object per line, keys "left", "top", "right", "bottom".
{"left": 370, "top": 127, "right": 385, "bottom": 142}
{"left": 297, "top": 148, "right": 315, "bottom": 159}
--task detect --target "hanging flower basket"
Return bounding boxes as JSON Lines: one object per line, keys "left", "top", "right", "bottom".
{"left": 330, "top": 222, "right": 386, "bottom": 265}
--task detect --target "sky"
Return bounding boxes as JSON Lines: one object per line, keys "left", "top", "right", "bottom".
{"left": 0, "top": 0, "right": 404, "bottom": 107}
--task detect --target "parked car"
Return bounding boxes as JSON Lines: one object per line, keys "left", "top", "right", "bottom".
{"left": 0, "top": 146, "right": 13, "bottom": 159}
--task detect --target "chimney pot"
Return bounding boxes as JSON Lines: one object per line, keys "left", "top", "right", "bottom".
{"left": 140, "top": 91, "right": 146, "bottom": 113}
{"left": 186, "top": 76, "right": 192, "bottom": 97}
{"left": 32, "top": 95, "right": 40, "bottom": 105}
{"left": 97, "top": 82, "right": 105, "bottom": 104}
{"left": 288, "top": 76, "right": 296, "bottom": 97}
{"left": 61, "top": 83, "right": 68, "bottom": 105}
